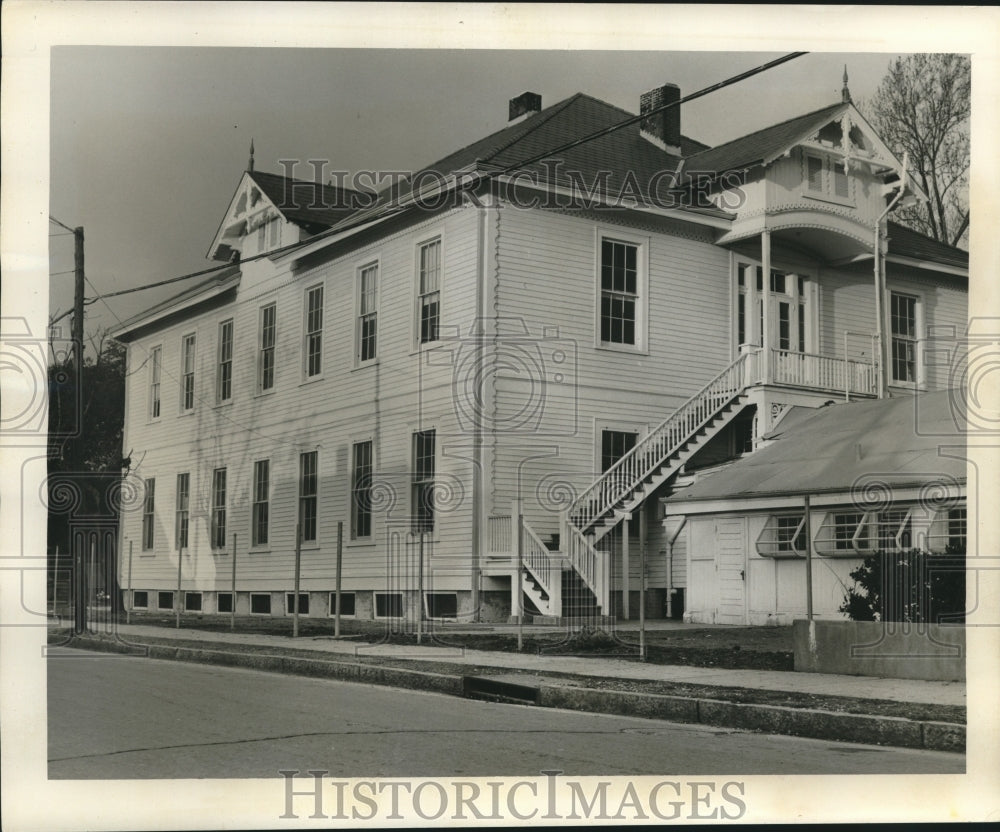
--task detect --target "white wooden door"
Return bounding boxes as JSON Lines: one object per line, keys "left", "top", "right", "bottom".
{"left": 716, "top": 518, "right": 747, "bottom": 625}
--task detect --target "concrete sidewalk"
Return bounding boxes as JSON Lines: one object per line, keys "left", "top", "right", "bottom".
{"left": 64, "top": 622, "right": 965, "bottom": 707}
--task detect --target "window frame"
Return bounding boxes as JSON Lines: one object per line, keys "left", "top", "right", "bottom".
{"left": 210, "top": 467, "right": 227, "bottom": 551}
{"left": 814, "top": 508, "right": 914, "bottom": 557}
{"left": 132, "top": 590, "right": 148, "bottom": 610}
{"left": 595, "top": 229, "right": 649, "bottom": 353}
{"left": 216, "top": 318, "right": 234, "bottom": 403}
{"left": 415, "top": 236, "right": 443, "bottom": 347}
{"left": 157, "top": 590, "right": 174, "bottom": 611}
{"left": 411, "top": 429, "right": 436, "bottom": 534}
{"left": 251, "top": 459, "right": 270, "bottom": 548}
{"left": 184, "top": 591, "right": 203, "bottom": 612}
{"left": 298, "top": 451, "right": 319, "bottom": 545}
{"left": 257, "top": 302, "right": 277, "bottom": 394}
{"left": 328, "top": 591, "right": 356, "bottom": 618}
{"left": 755, "top": 514, "right": 807, "bottom": 558}
{"left": 355, "top": 259, "right": 380, "bottom": 366}
{"left": 350, "top": 439, "right": 374, "bottom": 541}
{"left": 175, "top": 472, "right": 189, "bottom": 551}
{"left": 249, "top": 593, "right": 272, "bottom": 615}
{"left": 148, "top": 345, "right": 162, "bottom": 420}
{"left": 373, "top": 591, "right": 404, "bottom": 619}
{"left": 303, "top": 283, "right": 324, "bottom": 380}
{"left": 217, "top": 592, "right": 234, "bottom": 614}
{"left": 142, "top": 478, "right": 155, "bottom": 551}
{"left": 889, "top": 290, "right": 922, "bottom": 387}
{"left": 801, "top": 151, "right": 854, "bottom": 206}
{"left": 180, "top": 333, "right": 196, "bottom": 413}
{"left": 285, "top": 593, "right": 310, "bottom": 616}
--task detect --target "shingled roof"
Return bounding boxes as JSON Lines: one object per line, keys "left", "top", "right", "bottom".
{"left": 333, "top": 92, "right": 726, "bottom": 226}
{"left": 248, "top": 169, "right": 361, "bottom": 230}
{"left": 886, "top": 221, "right": 969, "bottom": 269}
{"left": 681, "top": 102, "right": 848, "bottom": 176}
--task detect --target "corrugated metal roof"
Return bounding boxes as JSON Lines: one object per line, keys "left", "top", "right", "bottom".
{"left": 666, "top": 391, "right": 967, "bottom": 504}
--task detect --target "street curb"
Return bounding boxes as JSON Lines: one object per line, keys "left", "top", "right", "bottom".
{"left": 55, "top": 635, "right": 963, "bottom": 754}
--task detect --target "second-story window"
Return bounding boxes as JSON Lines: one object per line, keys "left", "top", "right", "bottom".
{"left": 891, "top": 291, "right": 918, "bottom": 384}
{"left": 305, "top": 285, "right": 323, "bottom": 377}
{"left": 149, "top": 346, "right": 161, "bottom": 418}
{"left": 357, "top": 263, "right": 378, "bottom": 363}
{"left": 600, "top": 238, "right": 639, "bottom": 346}
{"left": 211, "top": 468, "right": 227, "bottom": 549}
{"left": 217, "top": 319, "right": 233, "bottom": 402}
{"left": 181, "top": 334, "right": 196, "bottom": 412}
{"left": 805, "top": 153, "right": 850, "bottom": 201}
{"left": 418, "top": 239, "right": 441, "bottom": 344}
{"left": 258, "top": 303, "right": 276, "bottom": 392}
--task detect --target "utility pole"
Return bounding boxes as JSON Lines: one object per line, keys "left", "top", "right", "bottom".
{"left": 73, "top": 227, "right": 85, "bottom": 368}
{"left": 72, "top": 226, "right": 86, "bottom": 635}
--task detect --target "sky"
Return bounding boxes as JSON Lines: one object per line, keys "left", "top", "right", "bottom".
{"left": 48, "top": 46, "right": 907, "bottom": 342}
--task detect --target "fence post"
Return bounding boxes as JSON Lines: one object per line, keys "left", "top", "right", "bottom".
{"left": 230, "top": 533, "right": 237, "bottom": 631}
{"left": 334, "top": 522, "right": 343, "bottom": 638}
{"left": 126, "top": 541, "right": 133, "bottom": 625}
{"left": 175, "top": 540, "right": 182, "bottom": 629}
{"left": 293, "top": 522, "right": 302, "bottom": 638}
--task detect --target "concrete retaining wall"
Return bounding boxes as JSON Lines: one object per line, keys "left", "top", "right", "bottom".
{"left": 793, "top": 619, "right": 965, "bottom": 681}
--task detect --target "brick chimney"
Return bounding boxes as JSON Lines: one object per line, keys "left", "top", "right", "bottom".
{"left": 509, "top": 91, "right": 542, "bottom": 122}
{"left": 640, "top": 83, "right": 681, "bottom": 154}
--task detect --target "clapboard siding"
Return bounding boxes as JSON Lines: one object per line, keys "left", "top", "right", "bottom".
{"left": 490, "top": 207, "right": 733, "bottom": 517}
{"left": 123, "top": 206, "right": 482, "bottom": 595}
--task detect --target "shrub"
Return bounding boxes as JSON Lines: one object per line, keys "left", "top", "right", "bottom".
{"left": 839, "top": 546, "right": 965, "bottom": 624}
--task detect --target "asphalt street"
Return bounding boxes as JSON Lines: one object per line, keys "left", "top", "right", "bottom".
{"left": 47, "top": 651, "right": 964, "bottom": 779}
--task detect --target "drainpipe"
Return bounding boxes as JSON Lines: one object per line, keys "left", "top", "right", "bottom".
{"left": 664, "top": 514, "right": 687, "bottom": 619}
{"left": 874, "top": 152, "right": 909, "bottom": 400}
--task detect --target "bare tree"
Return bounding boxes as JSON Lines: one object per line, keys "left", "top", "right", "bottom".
{"left": 866, "top": 54, "right": 970, "bottom": 248}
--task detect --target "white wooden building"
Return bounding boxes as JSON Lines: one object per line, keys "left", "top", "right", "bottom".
{"left": 113, "top": 80, "right": 969, "bottom": 624}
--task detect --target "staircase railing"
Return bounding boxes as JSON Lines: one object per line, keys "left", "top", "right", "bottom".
{"left": 568, "top": 351, "right": 756, "bottom": 533}
{"left": 519, "top": 518, "right": 557, "bottom": 602}
{"left": 561, "top": 516, "right": 609, "bottom": 612}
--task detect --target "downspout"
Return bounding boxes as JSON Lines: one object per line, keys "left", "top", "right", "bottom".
{"left": 874, "top": 152, "right": 909, "bottom": 399}
{"left": 664, "top": 514, "right": 687, "bottom": 619}
{"left": 471, "top": 197, "right": 488, "bottom": 620}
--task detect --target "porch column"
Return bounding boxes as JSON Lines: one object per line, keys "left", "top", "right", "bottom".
{"left": 621, "top": 518, "right": 630, "bottom": 620}
{"left": 761, "top": 229, "right": 772, "bottom": 385}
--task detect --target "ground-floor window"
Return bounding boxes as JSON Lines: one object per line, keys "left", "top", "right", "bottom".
{"left": 755, "top": 514, "right": 806, "bottom": 557}
{"left": 328, "top": 592, "right": 356, "bottom": 617}
{"left": 425, "top": 593, "right": 457, "bottom": 619}
{"left": 217, "top": 592, "right": 233, "bottom": 613}
{"left": 250, "top": 593, "right": 272, "bottom": 615}
{"left": 374, "top": 592, "right": 403, "bottom": 618}
{"left": 286, "top": 593, "right": 309, "bottom": 615}
{"left": 132, "top": 590, "right": 148, "bottom": 609}
{"left": 184, "top": 592, "right": 202, "bottom": 612}
{"left": 157, "top": 591, "right": 174, "bottom": 610}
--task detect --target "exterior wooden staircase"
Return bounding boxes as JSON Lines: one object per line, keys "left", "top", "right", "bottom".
{"left": 494, "top": 351, "right": 758, "bottom": 621}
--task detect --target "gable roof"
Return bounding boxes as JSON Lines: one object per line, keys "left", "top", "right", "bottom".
{"left": 666, "top": 391, "right": 966, "bottom": 505}
{"left": 886, "top": 221, "right": 969, "bottom": 269}
{"left": 247, "top": 170, "right": 361, "bottom": 230}
{"left": 334, "top": 92, "right": 726, "bottom": 225}
{"left": 682, "top": 102, "right": 848, "bottom": 176}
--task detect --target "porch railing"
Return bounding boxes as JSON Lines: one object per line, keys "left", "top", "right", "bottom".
{"left": 770, "top": 348, "right": 876, "bottom": 396}
{"left": 561, "top": 514, "right": 609, "bottom": 611}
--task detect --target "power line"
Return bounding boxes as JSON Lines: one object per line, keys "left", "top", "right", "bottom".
{"left": 49, "top": 215, "right": 76, "bottom": 234}
{"left": 77, "top": 52, "right": 807, "bottom": 309}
